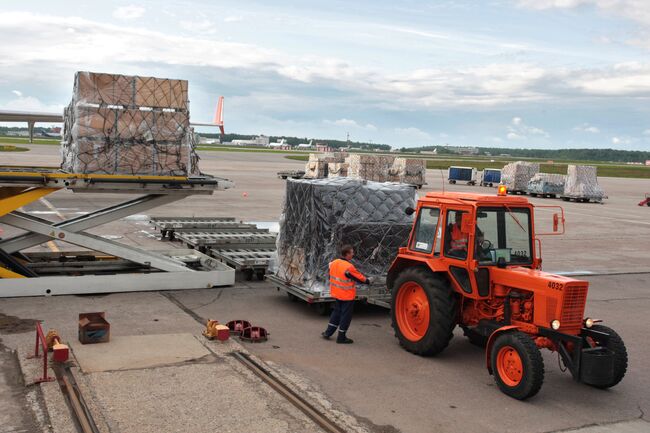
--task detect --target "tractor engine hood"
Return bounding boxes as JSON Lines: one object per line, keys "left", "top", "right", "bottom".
{"left": 488, "top": 266, "right": 589, "bottom": 334}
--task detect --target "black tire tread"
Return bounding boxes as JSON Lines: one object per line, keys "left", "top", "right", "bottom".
{"left": 491, "top": 332, "right": 545, "bottom": 400}
{"left": 391, "top": 267, "right": 457, "bottom": 356}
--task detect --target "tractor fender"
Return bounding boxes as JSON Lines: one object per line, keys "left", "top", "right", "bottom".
{"left": 485, "top": 325, "right": 521, "bottom": 374}
{"left": 387, "top": 255, "right": 446, "bottom": 291}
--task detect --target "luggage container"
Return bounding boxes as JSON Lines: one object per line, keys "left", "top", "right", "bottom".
{"left": 480, "top": 168, "right": 501, "bottom": 187}
{"left": 447, "top": 166, "right": 477, "bottom": 185}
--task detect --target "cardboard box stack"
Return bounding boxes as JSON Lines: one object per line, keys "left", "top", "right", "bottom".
{"left": 526, "top": 173, "right": 566, "bottom": 196}
{"left": 501, "top": 161, "right": 540, "bottom": 192}
{"left": 61, "top": 71, "right": 200, "bottom": 176}
{"left": 390, "top": 157, "right": 426, "bottom": 186}
{"left": 304, "top": 152, "right": 348, "bottom": 178}
{"left": 563, "top": 165, "right": 605, "bottom": 201}
{"left": 347, "top": 154, "right": 396, "bottom": 182}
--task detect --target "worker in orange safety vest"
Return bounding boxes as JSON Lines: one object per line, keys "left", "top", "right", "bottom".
{"left": 448, "top": 212, "right": 469, "bottom": 256}
{"left": 321, "top": 244, "right": 370, "bottom": 344}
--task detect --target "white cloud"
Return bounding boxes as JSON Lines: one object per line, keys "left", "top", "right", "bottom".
{"left": 506, "top": 116, "right": 549, "bottom": 140}
{"left": 394, "top": 127, "right": 431, "bottom": 141}
{"left": 224, "top": 16, "right": 243, "bottom": 23}
{"left": 180, "top": 19, "right": 215, "bottom": 33}
{"left": 612, "top": 136, "right": 635, "bottom": 144}
{"left": 11, "top": 90, "right": 22, "bottom": 97}
{"left": 573, "top": 123, "right": 600, "bottom": 133}
{"left": 643, "top": 129, "right": 650, "bottom": 135}
{"left": 1, "top": 11, "right": 650, "bottom": 114}
{"left": 113, "top": 5, "right": 145, "bottom": 20}
{"left": 324, "top": 118, "right": 377, "bottom": 130}
{"left": 0, "top": 95, "right": 63, "bottom": 112}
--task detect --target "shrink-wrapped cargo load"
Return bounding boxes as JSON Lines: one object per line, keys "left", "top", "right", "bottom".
{"left": 390, "top": 158, "right": 426, "bottom": 187}
{"left": 562, "top": 165, "right": 605, "bottom": 202}
{"left": 347, "top": 154, "right": 395, "bottom": 182}
{"left": 527, "top": 173, "right": 565, "bottom": 197}
{"left": 304, "top": 152, "right": 347, "bottom": 178}
{"left": 273, "top": 178, "right": 415, "bottom": 295}
{"left": 327, "top": 162, "right": 349, "bottom": 178}
{"left": 501, "top": 161, "right": 540, "bottom": 192}
{"left": 60, "top": 71, "right": 199, "bottom": 176}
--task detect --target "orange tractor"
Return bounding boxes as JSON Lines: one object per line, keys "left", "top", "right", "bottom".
{"left": 388, "top": 188, "right": 627, "bottom": 400}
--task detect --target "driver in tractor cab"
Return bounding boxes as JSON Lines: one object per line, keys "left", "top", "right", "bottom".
{"left": 447, "top": 212, "right": 469, "bottom": 257}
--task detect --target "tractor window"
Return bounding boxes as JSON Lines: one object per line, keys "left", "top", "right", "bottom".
{"left": 475, "top": 207, "right": 532, "bottom": 265}
{"left": 443, "top": 210, "right": 468, "bottom": 260}
{"left": 411, "top": 207, "right": 440, "bottom": 254}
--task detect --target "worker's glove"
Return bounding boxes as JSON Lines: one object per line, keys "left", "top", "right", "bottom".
{"left": 364, "top": 278, "right": 372, "bottom": 285}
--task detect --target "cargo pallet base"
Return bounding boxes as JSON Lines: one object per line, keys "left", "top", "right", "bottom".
{"left": 529, "top": 193, "right": 558, "bottom": 198}
{"left": 277, "top": 170, "right": 305, "bottom": 180}
{"left": 561, "top": 196, "right": 603, "bottom": 203}
{"left": 508, "top": 190, "right": 528, "bottom": 195}
{"left": 266, "top": 274, "right": 391, "bottom": 315}
{"left": 151, "top": 217, "right": 277, "bottom": 281}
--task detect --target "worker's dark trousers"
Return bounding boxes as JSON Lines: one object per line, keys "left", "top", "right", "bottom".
{"left": 324, "top": 299, "right": 354, "bottom": 340}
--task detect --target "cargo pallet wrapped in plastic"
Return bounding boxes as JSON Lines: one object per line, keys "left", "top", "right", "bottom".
{"left": 526, "top": 173, "right": 565, "bottom": 198}
{"left": 61, "top": 71, "right": 200, "bottom": 176}
{"left": 347, "top": 154, "right": 395, "bottom": 182}
{"left": 304, "top": 152, "right": 347, "bottom": 178}
{"left": 389, "top": 158, "right": 426, "bottom": 188}
{"left": 327, "top": 162, "right": 349, "bottom": 178}
{"left": 501, "top": 161, "right": 540, "bottom": 193}
{"left": 273, "top": 178, "right": 415, "bottom": 296}
{"left": 562, "top": 165, "right": 605, "bottom": 203}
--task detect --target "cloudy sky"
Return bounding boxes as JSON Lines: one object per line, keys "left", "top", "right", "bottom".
{"left": 1, "top": 0, "right": 649, "bottom": 150}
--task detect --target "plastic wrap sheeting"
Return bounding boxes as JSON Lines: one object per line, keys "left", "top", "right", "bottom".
{"left": 347, "top": 154, "right": 395, "bottom": 182}
{"left": 304, "top": 152, "right": 347, "bottom": 178}
{"left": 327, "top": 162, "right": 349, "bottom": 178}
{"left": 274, "top": 178, "right": 415, "bottom": 295}
{"left": 527, "top": 173, "right": 565, "bottom": 195}
{"left": 563, "top": 165, "right": 605, "bottom": 200}
{"left": 60, "top": 71, "right": 199, "bottom": 176}
{"left": 389, "top": 157, "right": 426, "bottom": 185}
{"left": 501, "top": 161, "right": 539, "bottom": 191}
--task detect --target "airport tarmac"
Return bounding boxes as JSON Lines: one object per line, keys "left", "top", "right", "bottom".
{"left": 1, "top": 144, "right": 649, "bottom": 432}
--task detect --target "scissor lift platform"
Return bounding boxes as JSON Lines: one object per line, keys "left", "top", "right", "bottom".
{"left": 0, "top": 166, "right": 236, "bottom": 297}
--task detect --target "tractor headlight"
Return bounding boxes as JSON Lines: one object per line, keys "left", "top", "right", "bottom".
{"left": 584, "top": 318, "right": 594, "bottom": 328}
{"left": 551, "top": 320, "right": 561, "bottom": 330}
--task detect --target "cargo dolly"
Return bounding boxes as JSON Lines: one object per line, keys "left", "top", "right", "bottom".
{"left": 175, "top": 231, "right": 276, "bottom": 253}
{"left": 277, "top": 170, "right": 305, "bottom": 180}
{"left": 266, "top": 273, "right": 391, "bottom": 315}
{"left": 150, "top": 217, "right": 261, "bottom": 240}
{"left": 209, "top": 247, "right": 275, "bottom": 281}
{"left": 0, "top": 166, "right": 235, "bottom": 297}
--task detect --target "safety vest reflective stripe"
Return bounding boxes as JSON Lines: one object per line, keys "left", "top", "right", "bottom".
{"left": 451, "top": 225, "right": 468, "bottom": 249}
{"left": 331, "top": 275, "right": 352, "bottom": 284}
{"left": 329, "top": 281, "right": 353, "bottom": 290}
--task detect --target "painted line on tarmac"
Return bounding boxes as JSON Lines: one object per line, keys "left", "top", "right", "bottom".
{"left": 565, "top": 209, "right": 650, "bottom": 226}
{"left": 552, "top": 269, "right": 650, "bottom": 277}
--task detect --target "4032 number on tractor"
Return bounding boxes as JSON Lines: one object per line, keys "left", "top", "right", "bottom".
{"left": 387, "top": 186, "right": 627, "bottom": 400}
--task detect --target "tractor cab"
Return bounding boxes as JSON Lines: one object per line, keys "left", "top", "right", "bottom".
{"left": 387, "top": 189, "right": 627, "bottom": 400}
{"left": 392, "top": 190, "right": 559, "bottom": 300}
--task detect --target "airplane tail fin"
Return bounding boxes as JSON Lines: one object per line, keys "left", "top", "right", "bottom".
{"left": 214, "top": 96, "right": 224, "bottom": 135}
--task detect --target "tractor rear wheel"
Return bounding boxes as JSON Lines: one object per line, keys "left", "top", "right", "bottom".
{"left": 491, "top": 332, "right": 544, "bottom": 400}
{"left": 391, "top": 268, "right": 456, "bottom": 356}
{"left": 587, "top": 324, "right": 628, "bottom": 388}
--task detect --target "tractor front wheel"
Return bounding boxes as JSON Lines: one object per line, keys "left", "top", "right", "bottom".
{"left": 391, "top": 268, "right": 456, "bottom": 356}
{"left": 586, "top": 325, "right": 628, "bottom": 388}
{"left": 491, "top": 332, "right": 544, "bottom": 400}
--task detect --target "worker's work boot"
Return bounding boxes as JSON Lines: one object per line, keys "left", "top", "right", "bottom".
{"left": 336, "top": 333, "right": 354, "bottom": 344}
{"left": 321, "top": 332, "right": 332, "bottom": 340}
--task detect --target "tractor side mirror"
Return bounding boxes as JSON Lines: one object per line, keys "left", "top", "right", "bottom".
{"left": 405, "top": 207, "right": 416, "bottom": 216}
{"left": 460, "top": 213, "right": 473, "bottom": 234}
{"left": 553, "top": 213, "right": 559, "bottom": 232}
